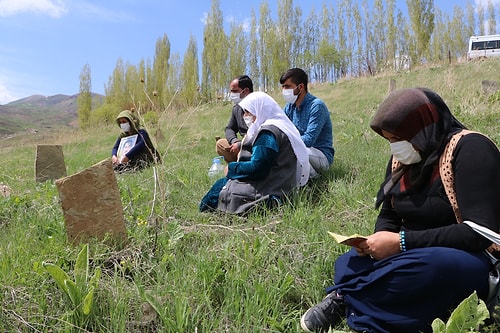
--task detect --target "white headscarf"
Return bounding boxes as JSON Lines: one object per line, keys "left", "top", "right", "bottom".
{"left": 238, "top": 91, "right": 310, "bottom": 186}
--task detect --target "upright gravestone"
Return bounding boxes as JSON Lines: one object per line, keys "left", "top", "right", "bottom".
{"left": 389, "top": 79, "right": 396, "bottom": 93}
{"left": 35, "top": 144, "right": 67, "bottom": 182}
{"left": 482, "top": 80, "right": 499, "bottom": 95}
{"left": 55, "top": 159, "right": 128, "bottom": 247}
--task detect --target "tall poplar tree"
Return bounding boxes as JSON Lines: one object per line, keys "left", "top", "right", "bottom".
{"left": 396, "top": 9, "right": 412, "bottom": 70}
{"left": 449, "top": 6, "right": 468, "bottom": 59}
{"left": 407, "top": 0, "right": 435, "bottom": 62}
{"left": 180, "top": 35, "right": 200, "bottom": 107}
{"left": 290, "top": 6, "right": 303, "bottom": 68}
{"left": 124, "top": 62, "right": 142, "bottom": 109}
{"left": 316, "top": 4, "right": 338, "bottom": 81}
{"left": 302, "top": 7, "right": 321, "bottom": 79}
{"left": 77, "top": 63, "right": 92, "bottom": 129}
{"left": 477, "top": 2, "right": 485, "bottom": 35}
{"left": 316, "top": 4, "right": 335, "bottom": 82}
{"left": 152, "top": 34, "right": 171, "bottom": 110}
{"left": 277, "top": 0, "right": 301, "bottom": 73}
{"left": 487, "top": 0, "right": 496, "bottom": 34}
{"left": 228, "top": 21, "right": 248, "bottom": 80}
{"left": 373, "top": 0, "right": 386, "bottom": 71}
{"left": 466, "top": 1, "right": 476, "bottom": 37}
{"left": 353, "top": 2, "right": 364, "bottom": 76}
{"left": 136, "top": 59, "right": 148, "bottom": 109}
{"left": 248, "top": 10, "right": 260, "bottom": 89}
{"left": 386, "top": 0, "right": 397, "bottom": 70}
{"left": 165, "top": 52, "right": 181, "bottom": 109}
{"left": 336, "top": 0, "right": 347, "bottom": 76}
{"left": 430, "top": 9, "right": 447, "bottom": 62}
{"left": 105, "top": 58, "right": 126, "bottom": 109}
{"left": 361, "top": 0, "right": 375, "bottom": 74}
{"left": 345, "top": 0, "right": 356, "bottom": 75}
{"left": 201, "top": 0, "right": 228, "bottom": 100}
{"left": 258, "top": 1, "right": 274, "bottom": 92}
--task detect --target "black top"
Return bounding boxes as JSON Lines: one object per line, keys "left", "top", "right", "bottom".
{"left": 375, "top": 134, "right": 500, "bottom": 252}
{"left": 225, "top": 104, "right": 248, "bottom": 145}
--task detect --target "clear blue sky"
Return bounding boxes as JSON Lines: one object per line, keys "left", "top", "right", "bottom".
{"left": 0, "top": 0, "right": 487, "bottom": 104}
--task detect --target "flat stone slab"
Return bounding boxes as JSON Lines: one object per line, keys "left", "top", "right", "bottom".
{"left": 35, "top": 144, "right": 67, "bottom": 182}
{"left": 55, "top": 159, "right": 128, "bottom": 246}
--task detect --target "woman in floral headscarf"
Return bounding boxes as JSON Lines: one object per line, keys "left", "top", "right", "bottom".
{"left": 200, "top": 91, "right": 310, "bottom": 214}
{"left": 300, "top": 88, "right": 500, "bottom": 333}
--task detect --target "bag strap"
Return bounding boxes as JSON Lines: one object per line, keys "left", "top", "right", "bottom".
{"left": 442, "top": 131, "right": 500, "bottom": 254}
{"left": 438, "top": 130, "right": 479, "bottom": 223}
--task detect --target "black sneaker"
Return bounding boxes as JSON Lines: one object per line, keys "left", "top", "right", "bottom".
{"left": 300, "top": 292, "right": 346, "bottom": 332}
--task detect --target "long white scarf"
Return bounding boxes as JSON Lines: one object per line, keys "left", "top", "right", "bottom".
{"left": 238, "top": 92, "right": 310, "bottom": 186}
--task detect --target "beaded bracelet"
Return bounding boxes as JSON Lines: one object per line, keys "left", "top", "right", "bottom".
{"left": 399, "top": 230, "right": 407, "bottom": 252}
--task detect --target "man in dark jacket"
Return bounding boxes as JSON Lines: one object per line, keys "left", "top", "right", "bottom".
{"left": 216, "top": 75, "right": 253, "bottom": 162}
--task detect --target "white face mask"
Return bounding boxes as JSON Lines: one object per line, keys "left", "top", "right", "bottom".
{"left": 243, "top": 115, "right": 254, "bottom": 128}
{"left": 282, "top": 88, "right": 298, "bottom": 104}
{"left": 230, "top": 92, "right": 242, "bottom": 104}
{"left": 120, "top": 122, "right": 131, "bottom": 133}
{"left": 390, "top": 140, "right": 422, "bottom": 165}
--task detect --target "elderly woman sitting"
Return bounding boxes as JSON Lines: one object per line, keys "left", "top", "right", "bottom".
{"left": 200, "top": 92, "right": 310, "bottom": 214}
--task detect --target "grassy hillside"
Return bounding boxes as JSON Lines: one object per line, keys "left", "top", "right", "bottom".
{"left": 0, "top": 59, "right": 499, "bottom": 332}
{"left": 0, "top": 93, "right": 104, "bottom": 135}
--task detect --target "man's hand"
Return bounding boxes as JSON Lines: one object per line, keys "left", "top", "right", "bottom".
{"left": 229, "top": 142, "right": 241, "bottom": 154}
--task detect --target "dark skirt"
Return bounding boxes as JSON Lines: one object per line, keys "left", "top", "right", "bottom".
{"left": 326, "top": 247, "right": 490, "bottom": 333}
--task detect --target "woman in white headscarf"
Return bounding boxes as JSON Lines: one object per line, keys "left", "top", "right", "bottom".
{"left": 200, "top": 91, "right": 310, "bottom": 214}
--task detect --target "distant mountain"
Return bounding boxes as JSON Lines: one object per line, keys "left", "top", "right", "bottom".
{"left": 0, "top": 93, "right": 104, "bottom": 135}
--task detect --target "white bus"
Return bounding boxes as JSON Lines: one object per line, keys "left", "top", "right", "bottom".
{"left": 467, "top": 34, "right": 500, "bottom": 60}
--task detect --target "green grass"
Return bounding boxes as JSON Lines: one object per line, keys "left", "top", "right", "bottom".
{"left": 0, "top": 59, "right": 499, "bottom": 332}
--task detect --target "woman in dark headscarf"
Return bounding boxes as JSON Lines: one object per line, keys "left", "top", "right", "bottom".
{"left": 300, "top": 88, "right": 500, "bottom": 333}
{"left": 111, "top": 109, "right": 160, "bottom": 172}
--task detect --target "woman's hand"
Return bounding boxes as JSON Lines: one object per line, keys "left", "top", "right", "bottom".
{"left": 112, "top": 155, "right": 119, "bottom": 165}
{"left": 354, "top": 231, "right": 401, "bottom": 260}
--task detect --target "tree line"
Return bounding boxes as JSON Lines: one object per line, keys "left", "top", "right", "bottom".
{"left": 78, "top": 0, "right": 498, "bottom": 128}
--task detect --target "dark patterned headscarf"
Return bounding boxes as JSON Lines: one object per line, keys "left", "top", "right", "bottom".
{"left": 370, "top": 88, "right": 466, "bottom": 208}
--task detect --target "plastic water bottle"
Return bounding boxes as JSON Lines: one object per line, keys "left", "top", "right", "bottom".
{"left": 208, "top": 157, "right": 224, "bottom": 178}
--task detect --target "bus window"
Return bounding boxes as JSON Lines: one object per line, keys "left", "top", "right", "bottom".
{"left": 472, "top": 41, "right": 485, "bottom": 50}
{"left": 486, "top": 40, "right": 498, "bottom": 49}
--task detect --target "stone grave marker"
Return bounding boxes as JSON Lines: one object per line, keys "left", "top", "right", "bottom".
{"left": 55, "top": 159, "right": 128, "bottom": 246}
{"left": 482, "top": 80, "right": 499, "bottom": 95}
{"left": 35, "top": 144, "right": 67, "bottom": 182}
